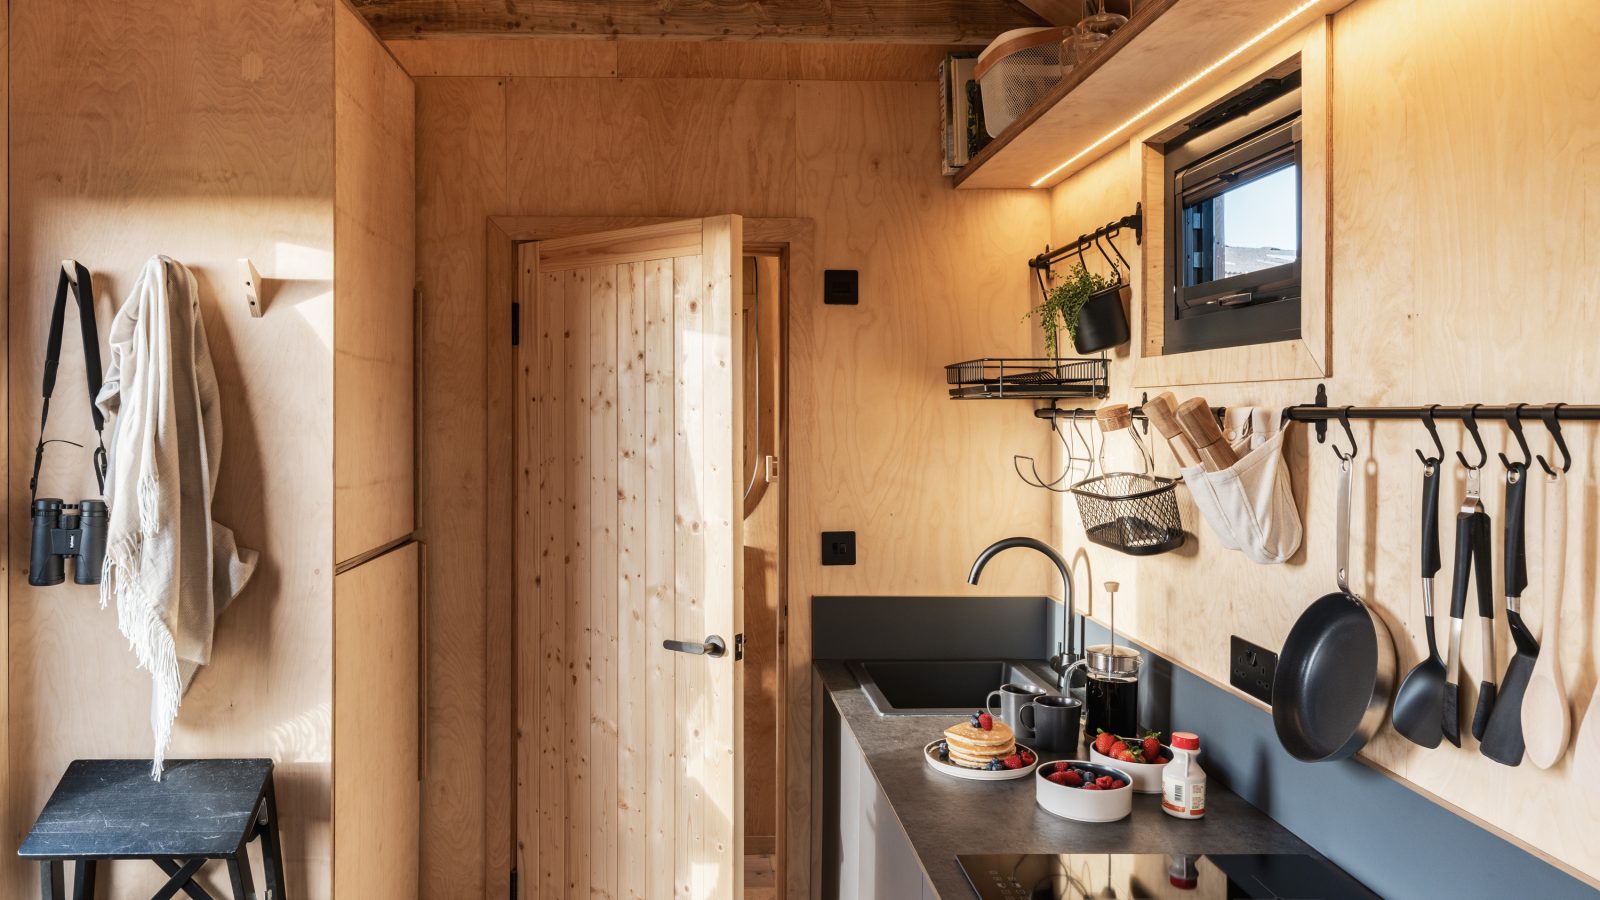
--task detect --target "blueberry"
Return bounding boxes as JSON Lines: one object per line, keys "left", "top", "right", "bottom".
{"left": 986, "top": 759, "right": 1004, "bottom": 771}
{"left": 936, "top": 741, "right": 949, "bottom": 761}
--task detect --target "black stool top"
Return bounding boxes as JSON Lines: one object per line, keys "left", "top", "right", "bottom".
{"left": 19, "top": 759, "right": 273, "bottom": 860}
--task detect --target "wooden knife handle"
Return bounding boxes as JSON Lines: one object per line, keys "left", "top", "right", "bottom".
{"left": 1144, "top": 392, "right": 1200, "bottom": 467}
{"left": 1177, "top": 397, "right": 1237, "bottom": 471}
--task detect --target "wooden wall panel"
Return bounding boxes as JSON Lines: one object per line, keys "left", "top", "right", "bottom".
{"left": 414, "top": 75, "right": 506, "bottom": 899}
{"left": 333, "top": 542, "right": 421, "bottom": 898}
{"left": 505, "top": 77, "right": 800, "bottom": 218}
{"left": 6, "top": 1, "right": 337, "bottom": 897}
{"left": 409, "top": 44, "right": 1055, "bottom": 896}
{"left": 1048, "top": 0, "right": 1600, "bottom": 886}
{"left": 335, "top": 0, "right": 417, "bottom": 563}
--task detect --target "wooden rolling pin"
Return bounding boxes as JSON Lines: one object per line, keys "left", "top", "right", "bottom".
{"left": 1176, "top": 396, "right": 1237, "bottom": 472}
{"left": 1144, "top": 391, "right": 1200, "bottom": 467}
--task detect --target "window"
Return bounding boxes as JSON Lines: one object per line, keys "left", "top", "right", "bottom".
{"left": 1162, "top": 75, "right": 1302, "bottom": 355}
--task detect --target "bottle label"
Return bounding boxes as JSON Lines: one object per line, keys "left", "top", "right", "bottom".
{"left": 1162, "top": 780, "right": 1206, "bottom": 817}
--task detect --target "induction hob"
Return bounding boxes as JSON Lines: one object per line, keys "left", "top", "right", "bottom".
{"left": 957, "top": 852, "right": 1376, "bottom": 900}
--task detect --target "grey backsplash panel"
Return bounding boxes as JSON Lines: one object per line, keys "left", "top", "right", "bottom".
{"left": 815, "top": 596, "right": 1592, "bottom": 898}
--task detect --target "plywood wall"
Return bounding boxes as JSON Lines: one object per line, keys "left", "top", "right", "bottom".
{"left": 402, "top": 44, "right": 1057, "bottom": 896}
{"left": 334, "top": 0, "right": 417, "bottom": 564}
{"left": 6, "top": 1, "right": 337, "bottom": 896}
{"left": 1048, "top": 0, "right": 1600, "bottom": 886}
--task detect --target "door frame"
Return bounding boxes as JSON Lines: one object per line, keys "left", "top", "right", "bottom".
{"left": 486, "top": 216, "right": 814, "bottom": 898}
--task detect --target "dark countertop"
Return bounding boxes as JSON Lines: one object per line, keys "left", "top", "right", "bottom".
{"left": 818, "top": 660, "right": 1316, "bottom": 899}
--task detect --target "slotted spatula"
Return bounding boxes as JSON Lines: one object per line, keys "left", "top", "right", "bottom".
{"left": 1522, "top": 470, "right": 1571, "bottom": 769}
{"left": 1480, "top": 462, "right": 1537, "bottom": 765}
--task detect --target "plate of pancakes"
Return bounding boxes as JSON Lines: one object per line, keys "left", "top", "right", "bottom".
{"left": 924, "top": 716, "right": 1039, "bottom": 781}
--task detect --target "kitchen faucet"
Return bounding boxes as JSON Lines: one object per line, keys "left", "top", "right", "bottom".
{"left": 967, "top": 536, "right": 1082, "bottom": 691}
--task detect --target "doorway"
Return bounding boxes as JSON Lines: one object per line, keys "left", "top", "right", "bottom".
{"left": 741, "top": 251, "right": 784, "bottom": 898}
{"left": 497, "top": 216, "right": 801, "bottom": 899}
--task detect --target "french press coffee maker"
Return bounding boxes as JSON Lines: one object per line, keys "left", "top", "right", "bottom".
{"left": 1071, "top": 581, "right": 1141, "bottom": 741}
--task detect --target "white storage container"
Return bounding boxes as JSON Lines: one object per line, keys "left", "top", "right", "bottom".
{"left": 974, "top": 27, "right": 1066, "bottom": 138}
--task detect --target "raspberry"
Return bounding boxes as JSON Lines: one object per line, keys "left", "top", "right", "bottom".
{"left": 1002, "top": 754, "right": 1024, "bottom": 769}
{"left": 978, "top": 712, "right": 993, "bottom": 731}
{"left": 1063, "top": 769, "right": 1083, "bottom": 787}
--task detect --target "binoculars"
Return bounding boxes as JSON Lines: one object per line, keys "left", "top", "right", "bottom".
{"left": 30, "top": 498, "right": 108, "bottom": 586}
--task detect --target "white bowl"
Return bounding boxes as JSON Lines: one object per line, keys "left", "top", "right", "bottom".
{"left": 1089, "top": 742, "right": 1170, "bottom": 794}
{"left": 1034, "top": 761, "right": 1133, "bottom": 823}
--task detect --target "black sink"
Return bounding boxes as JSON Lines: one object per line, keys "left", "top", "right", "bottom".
{"left": 848, "top": 659, "right": 1059, "bottom": 717}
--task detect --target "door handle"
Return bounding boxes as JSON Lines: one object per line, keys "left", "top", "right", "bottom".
{"left": 663, "top": 635, "right": 726, "bottom": 658}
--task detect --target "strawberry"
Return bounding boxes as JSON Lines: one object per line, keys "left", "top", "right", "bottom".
{"left": 1046, "top": 770, "right": 1070, "bottom": 785}
{"left": 1152, "top": 755, "right": 1170, "bottom": 765}
{"left": 1111, "top": 779, "right": 1127, "bottom": 789}
{"left": 1143, "top": 733, "right": 1163, "bottom": 760}
{"left": 1114, "top": 748, "right": 1136, "bottom": 762}
{"left": 1019, "top": 750, "right": 1035, "bottom": 765}
{"left": 1063, "top": 769, "right": 1083, "bottom": 787}
{"left": 978, "top": 712, "right": 993, "bottom": 731}
{"left": 1093, "top": 730, "right": 1118, "bottom": 756}
{"left": 1002, "top": 753, "right": 1024, "bottom": 769}
{"left": 1081, "top": 783, "right": 1102, "bottom": 791}
{"left": 1055, "top": 761, "right": 1071, "bottom": 774}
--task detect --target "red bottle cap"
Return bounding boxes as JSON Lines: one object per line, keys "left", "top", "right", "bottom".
{"left": 1169, "top": 875, "right": 1198, "bottom": 889}
{"left": 1171, "top": 731, "right": 1200, "bottom": 750}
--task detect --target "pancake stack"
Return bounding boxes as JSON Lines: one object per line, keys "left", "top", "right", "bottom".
{"left": 942, "top": 719, "right": 1016, "bottom": 768}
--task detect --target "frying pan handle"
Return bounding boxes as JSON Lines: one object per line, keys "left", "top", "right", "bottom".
{"left": 1504, "top": 464, "right": 1529, "bottom": 599}
{"left": 1421, "top": 463, "right": 1441, "bottom": 578}
{"left": 1472, "top": 510, "right": 1495, "bottom": 619}
{"left": 1449, "top": 511, "right": 1473, "bottom": 621}
{"left": 1335, "top": 457, "right": 1354, "bottom": 595}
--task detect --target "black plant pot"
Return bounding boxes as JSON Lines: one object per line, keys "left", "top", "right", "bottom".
{"left": 1073, "top": 283, "right": 1131, "bottom": 354}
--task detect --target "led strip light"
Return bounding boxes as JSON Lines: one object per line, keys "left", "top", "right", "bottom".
{"left": 1029, "top": 0, "right": 1324, "bottom": 188}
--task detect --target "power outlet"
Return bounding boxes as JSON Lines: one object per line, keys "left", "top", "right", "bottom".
{"left": 1230, "top": 636, "right": 1277, "bottom": 706}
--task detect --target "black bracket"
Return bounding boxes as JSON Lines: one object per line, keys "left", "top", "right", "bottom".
{"left": 1310, "top": 383, "right": 1328, "bottom": 443}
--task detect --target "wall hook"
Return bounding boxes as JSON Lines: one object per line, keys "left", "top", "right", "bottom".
{"left": 1498, "top": 403, "right": 1532, "bottom": 471}
{"left": 1330, "top": 406, "right": 1357, "bottom": 462}
{"left": 239, "top": 258, "right": 264, "bottom": 318}
{"left": 1415, "top": 404, "right": 1445, "bottom": 467}
{"left": 1455, "top": 403, "right": 1487, "bottom": 470}
{"left": 1536, "top": 403, "right": 1571, "bottom": 476}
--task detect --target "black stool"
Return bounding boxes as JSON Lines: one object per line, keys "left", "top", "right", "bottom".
{"left": 19, "top": 758, "right": 287, "bottom": 900}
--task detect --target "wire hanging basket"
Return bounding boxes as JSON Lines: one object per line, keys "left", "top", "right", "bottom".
{"left": 1070, "top": 404, "right": 1184, "bottom": 556}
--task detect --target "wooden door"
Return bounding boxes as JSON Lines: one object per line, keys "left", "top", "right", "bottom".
{"left": 516, "top": 217, "right": 745, "bottom": 899}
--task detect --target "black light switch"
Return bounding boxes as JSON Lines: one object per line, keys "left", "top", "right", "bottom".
{"left": 821, "top": 531, "right": 856, "bottom": 566}
{"left": 823, "top": 269, "right": 859, "bottom": 305}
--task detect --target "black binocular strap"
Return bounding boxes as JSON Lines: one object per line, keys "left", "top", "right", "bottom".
{"left": 30, "top": 261, "right": 108, "bottom": 501}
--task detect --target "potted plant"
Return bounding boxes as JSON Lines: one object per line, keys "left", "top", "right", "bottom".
{"left": 1026, "top": 262, "right": 1128, "bottom": 359}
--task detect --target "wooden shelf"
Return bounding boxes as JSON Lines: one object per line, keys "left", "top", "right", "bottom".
{"left": 953, "top": 0, "right": 1352, "bottom": 190}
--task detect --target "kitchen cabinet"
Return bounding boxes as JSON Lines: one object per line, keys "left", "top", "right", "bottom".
{"left": 831, "top": 710, "right": 936, "bottom": 900}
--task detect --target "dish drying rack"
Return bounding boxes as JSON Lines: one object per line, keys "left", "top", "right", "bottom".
{"left": 945, "top": 357, "right": 1109, "bottom": 400}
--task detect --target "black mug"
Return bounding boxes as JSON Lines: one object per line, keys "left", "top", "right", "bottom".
{"left": 1021, "top": 695, "right": 1083, "bottom": 753}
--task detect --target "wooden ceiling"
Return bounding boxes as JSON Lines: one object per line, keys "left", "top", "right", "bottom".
{"left": 353, "top": 0, "right": 1082, "bottom": 43}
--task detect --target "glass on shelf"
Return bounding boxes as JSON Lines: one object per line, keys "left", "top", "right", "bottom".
{"left": 1061, "top": 0, "right": 1129, "bottom": 74}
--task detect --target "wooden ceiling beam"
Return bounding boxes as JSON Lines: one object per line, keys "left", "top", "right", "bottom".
{"left": 353, "top": 0, "right": 1052, "bottom": 43}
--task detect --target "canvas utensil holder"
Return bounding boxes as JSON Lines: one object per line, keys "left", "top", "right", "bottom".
{"left": 1180, "top": 409, "right": 1301, "bottom": 564}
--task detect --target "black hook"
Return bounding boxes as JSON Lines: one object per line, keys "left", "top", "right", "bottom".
{"left": 1092, "top": 231, "right": 1119, "bottom": 280}
{"left": 1414, "top": 404, "right": 1445, "bottom": 467}
{"left": 1331, "top": 407, "right": 1358, "bottom": 462}
{"left": 1074, "top": 235, "right": 1090, "bottom": 272}
{"left": 1498, "top": 403, "right": 1532, "bottom": 471}
{"left": 1455, "top": 404, "right": 1487, "bottom": 470}
{"left": 1536, "top": 403, "right": 1572, "bottom": 476}
{"left": 1104, "top": 226, "right": 1131, "bottom": 276}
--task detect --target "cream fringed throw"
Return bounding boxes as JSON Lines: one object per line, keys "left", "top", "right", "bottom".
{"left": 96, "top": 256, "right": 259, "bottom": 778}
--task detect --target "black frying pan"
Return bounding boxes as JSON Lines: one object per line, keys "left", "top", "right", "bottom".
{"left": 1273, "top": 431, "right": 1398, "bottom": 762}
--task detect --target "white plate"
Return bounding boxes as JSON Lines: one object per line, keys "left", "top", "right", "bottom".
{"left": 923, "top": 740, "right": 1039, "bottom": 781}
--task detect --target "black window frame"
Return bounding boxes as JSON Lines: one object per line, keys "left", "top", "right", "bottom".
{"left": 1162, "top": 78, "right": 1303, "bottom": 355}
